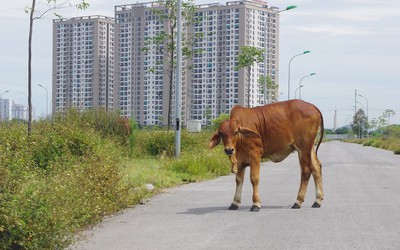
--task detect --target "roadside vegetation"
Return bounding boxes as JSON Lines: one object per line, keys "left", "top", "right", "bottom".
{"left": 325, "top": 109, "right": 400, "bottom": 154}
{"left": 347, "top": 124, "right": 400, "bottom": 155}
{"left": 0, "top": 109, "right": 229, "bottom": 249}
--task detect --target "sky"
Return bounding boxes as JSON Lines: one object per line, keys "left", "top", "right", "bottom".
{"left": 0, "top": 0, "right": 399, "bottom": 128}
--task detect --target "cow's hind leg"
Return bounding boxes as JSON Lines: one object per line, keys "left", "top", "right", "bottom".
{"left": 311, "top": 148, "right": 324, "bottom": 208}
{"left": 249, "top": 161, "right": 261, "bottom": 212}
{"left": 229, "top": 167, "right": 245, "bottom": 210}
{"left": 292, "top": 150, "right": 312, "bottom": 209}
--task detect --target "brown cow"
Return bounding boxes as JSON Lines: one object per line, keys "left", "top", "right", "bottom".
{"left": 209, "top": 99, "right": 324, "bottom": 212}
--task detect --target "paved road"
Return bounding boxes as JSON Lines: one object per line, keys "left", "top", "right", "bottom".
{"left": 72, "top": 141, "right": 400, "bottom": 250}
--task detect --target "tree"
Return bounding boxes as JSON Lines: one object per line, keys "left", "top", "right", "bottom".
{"left": 25, "top": 0, "right": 89, "bottom": 135}
{"left": 236, "top": 46, "right": 264, "bottom": 107}
{"left": 381, "top": 109, "right": 396, "bottom": 136}
{"left": 257, "top": 75, "right": 265, "bottom": 105}
{"left": 382, "top": 109, "right": 396, "bottom": 125}
{"left": 211, "top": 113, "right": 230, "bottom": 131}
{"left": 351, "top": 109, "right": 368, "bottom": 138}
{"left": 258, "top": 75, "right": 278, "bottom": 104}
{"left": 148, "top": 0, "right": 202, "bottom": 129}
{"left": 335, "top": 126, "right": 351, "bottom": 135}
{"left": 204, "top": 107, "right": 212, "bottom": 129}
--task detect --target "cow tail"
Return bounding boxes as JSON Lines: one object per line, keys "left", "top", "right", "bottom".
{"left": 315, "top": 106, "right": 324, "bottom": 155}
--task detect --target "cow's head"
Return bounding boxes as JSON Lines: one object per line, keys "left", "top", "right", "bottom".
{"left": 209, "top": 119, "right": 261, "bottom": 173}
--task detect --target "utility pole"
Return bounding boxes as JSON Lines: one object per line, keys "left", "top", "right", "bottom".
{"left": 334, "top": 101, "right": 337, "bottom": 132}
{"left": 354, "top": 89, "right": 357, "bottom": 118}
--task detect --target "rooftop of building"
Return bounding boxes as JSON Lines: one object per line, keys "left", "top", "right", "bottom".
{"left": 53, "top": 15, "right": 114, "bottom": 23}
{"left": 115, "top": 0, "right": 277, "bottom": 12}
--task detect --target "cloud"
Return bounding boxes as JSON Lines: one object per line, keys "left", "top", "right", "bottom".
{"left": 293, "top": 24, "right": 372, "bottom": 37}
{"left": 326, "top": 7, "right": 400, "bottom": 22}
{"left": 281, "top": 0, "right": 400, "bottom": 23}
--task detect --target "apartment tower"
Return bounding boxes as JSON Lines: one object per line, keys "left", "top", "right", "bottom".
{"left": 114, "top": 0, "right": 280, "bottom": 126}
{"left": 52, "top": 16, "right": 114, "bottom": 113}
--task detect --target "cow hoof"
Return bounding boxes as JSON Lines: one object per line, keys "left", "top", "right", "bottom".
{"left": 312, "top": 202, "right": 321, "bottom": 208}
{"left": 291, "top": 203, "right": 301, "bottom": 209}
{"left": 250, "top": 205, "right": 260, "bottom": 212}
{"left": 228, "top": 204, "right": 239, "bottom": 210}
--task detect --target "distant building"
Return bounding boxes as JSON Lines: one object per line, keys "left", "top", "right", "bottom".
{"left": 52, "top": 1, "right": 281, "bottom": 126}
{"left": 0, "top": 98, "right": 11, "bottom": 121}
{"left": 52, "top": 15, "right": 115, "bottom": 114}
{"left": 12, "top": 103, "right": 29, "bottom": 121}
{"left": 0, "top": 98, "right": 28, "bottom": 121}
{"left": 114, "top": 0, "right": 280, "bottom": 126}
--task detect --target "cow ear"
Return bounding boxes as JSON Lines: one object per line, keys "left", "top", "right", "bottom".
{"left": 238, "top": 126, "right": 261, "bottom": 138}
{"left": 208, "top": 132, "right": 222, "bottom": 149}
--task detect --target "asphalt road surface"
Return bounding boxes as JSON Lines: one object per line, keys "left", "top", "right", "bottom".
{"left": 72, "top": 141, "right": 400, "bottom": 250}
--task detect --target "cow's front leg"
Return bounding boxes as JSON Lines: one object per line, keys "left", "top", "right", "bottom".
{"left": 249, "top": 162, "right": 261, "bottom": 212}
{"left": 229, "top": 167, "right": 245, "bottom": 210}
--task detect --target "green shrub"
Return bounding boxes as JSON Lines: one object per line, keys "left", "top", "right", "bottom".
{"left": 53, "top": 109, "right": 131, "bottom": 145}
{"left": 350, "top": 136, "right": 400, "bottom": 155}
{"left": 0, "top": 114, "right": 130, "bottom": 249}
{"left": 211, "top": 113, "right": 230, "bottom": 131}
{"left": 363, "top": 140, "right": 374, "bottom": 146}
{"left": 0, "top": 112, "right": 228, "bottom": 249}
{"left": 166, "top": 144, "right": 229, "bottom": 181}
{"left": 372, "top": 140, "right": 382, "bottom": 148}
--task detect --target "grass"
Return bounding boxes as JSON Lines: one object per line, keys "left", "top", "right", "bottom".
{"left": 0, "top": 110, "right": 229, "bottom": 249}
{"left": 348, "top": 137, "right": 400, "bottom": 155}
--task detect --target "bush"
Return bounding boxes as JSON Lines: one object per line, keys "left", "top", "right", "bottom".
{"left": 351, "top": 136, "right": 400, "bottom": 155}
{"left": 363, "top": 140, "right": 374, "bottom": 147}
{"left": 166, "top": 149, "right": 229, "bottom": 181}
{"left": 0, "top": 115, "right": 130, "bottom": 249}
{"left": 211, "top": 113, "right": 230, "bottom": 131}
{"left": 0, "top": 111, "right": 228, "bottom": 249}
{"left": 53, "top": 109, "right": 131, "bottom": 145}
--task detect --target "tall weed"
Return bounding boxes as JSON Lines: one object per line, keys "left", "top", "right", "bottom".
{"left": 353, "top": 136, "right": 400, "bottom": 155}
{"left": 0, "top": 116, "right": 130, "bottom": 249}
{"left": 0, "top": 113, "right": 228, "bottom": 249}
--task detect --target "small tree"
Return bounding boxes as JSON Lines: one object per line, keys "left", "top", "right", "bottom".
{"left": 26, "top": 0, "right": 89, "bottom": 135}
{"left": 382, "top": 109, "right": 396, "bottom": 125}
{"left": 211, "top": 113, "right": 230, "bottom": 131}
{"left": 382, "top": 109, "right": 396, "bottom": 136}
{"left": 259, "top": 75, "right": 278, "bottom": 104}
{"left": 352, "top": 109, "right": 368, "bottom": 138}
{"left": 236, "top": 46, "right": 264, "bottom": 107}
{"left": 204, "top": 107, "right": 212, "bottom": 130}
{"left": 148, "top": 0, "right": 202, "bottom": 129}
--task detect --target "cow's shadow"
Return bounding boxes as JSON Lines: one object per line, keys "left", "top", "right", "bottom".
{"left": 178, "top": 205, "right": 291, "bottom": 215}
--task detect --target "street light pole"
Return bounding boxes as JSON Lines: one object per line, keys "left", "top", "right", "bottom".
{"left": 38, "top": 84, "right": 48, "bottom": 117}
{"left": 288, "top": 50, "right": 310, "bottom": 100}
{"left": 0, "top": 90, "right": 9, "bottom": 99}
{"left": 298, "top": 72, "right": 316, "bottom": 99}
{"left": 295, "top": 85, "right": 303, "bottom": 99}
{"left": 174, "top": 0, "right": 182, "bottom": 158}
{"left": 263, "top": 5, "right": 297, "bottom": 104}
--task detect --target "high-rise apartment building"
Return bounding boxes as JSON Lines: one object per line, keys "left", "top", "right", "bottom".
{"left": 114, "top": 3, "right": 168, "bottom": 125}
{"left": 52, "top": 15, "right": 115, "bottom": 113}
{"left": 52, "top": 1, "right": 280, "bottom": 126}
{"left": 114, "top": 0, "right": 280, "bottom": 126}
